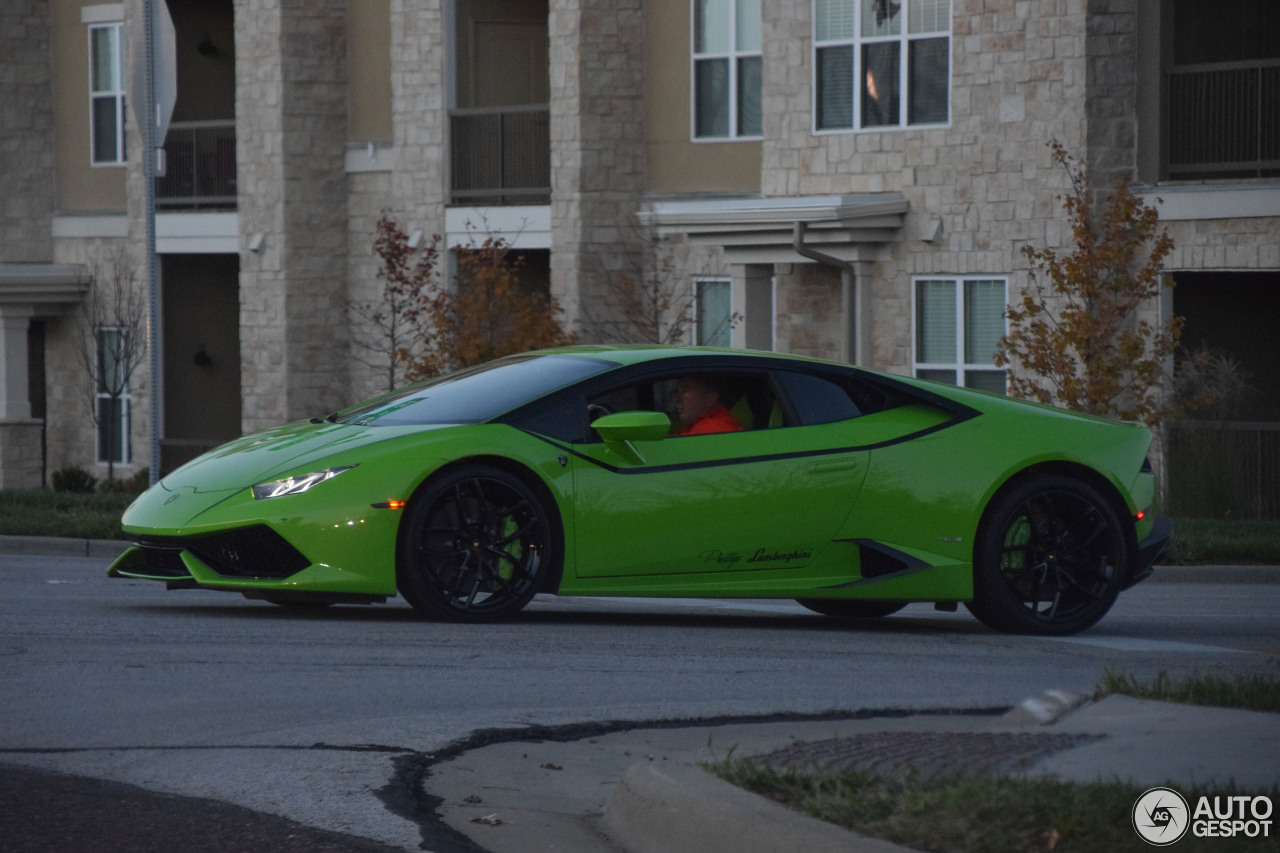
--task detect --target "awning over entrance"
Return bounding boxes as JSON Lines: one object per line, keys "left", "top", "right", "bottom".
{"left": 0, "top": 263, "right": 88, "bottom": 420}
{"left": 0, "top": 263, "right": 88, "bottom": 312}
{"left": 640, "top": 193, "right": 910, "bottom": 265}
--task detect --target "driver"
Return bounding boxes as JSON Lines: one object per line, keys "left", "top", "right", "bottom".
{"left": 673, "top": 377, "right": 743, "bottom": 436}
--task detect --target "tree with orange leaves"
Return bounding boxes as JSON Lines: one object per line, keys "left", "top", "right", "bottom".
{"left": 405, "top": 235, "right": 576, "bottom": 381}
{"left": 996, "top": 142, "right": 1182, "bottom": 427}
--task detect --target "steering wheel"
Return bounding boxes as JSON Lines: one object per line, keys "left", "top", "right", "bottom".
{"left": 587, "top": 403, "right": 613, "bottom": 422}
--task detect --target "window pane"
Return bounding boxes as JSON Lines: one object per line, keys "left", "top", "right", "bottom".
{"left": 915, "top": 279, "right": 956, "bottom": 363}
{"left": 965, "top": 370, "right": 1007, "bottom": 394}
{"left": 964, "top": 279, "right": 1005, "bottom": 364}
{"left": 736, "top": 0, "right": 762, "bottom": 51}
{"left": 92, "top": 98, "right": 120, "bottom": 163}
{"left": 91, "top": 27, "right": 117, "bottom": 92}
{"left": 816, "top": 45, "right": 853, "bottom": 129}
{"left": 695, "top": 59, "right": 730, "bottom": 137}
{"left": 861, "top": 42, "right": 900, "bottom": 127}
{"left": 815, "top": 0, "right": 855, "bottom": 41}
{"left": 862, "top": 0, "right": 901, "bottom": 37}
{"left": 97, "top": 396, "right": 126, "bottom": 463}
{"left": 696, "top": 280, "right": 732, "bottom": 347}
{"left": 737, "top": 56, "right": 762, "bottom": 136}
{"left": 97, "top": 329, "right": 125, "bottom": 392}
{"left": 909, "top": 0, "right": 949, "bottom": 34}
{"left": 908, "top": 37, "right": 949, "bottom": 124}
{"left": 695, "top": 0, "right": 731, "bottom": 53}
{"left": 917, "top": 369, "right": 957, "bottom": 385}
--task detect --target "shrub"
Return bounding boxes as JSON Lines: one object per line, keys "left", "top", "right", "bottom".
{"left": 99, "top": 467, "right": 151, "bottom": 495}
{"left": 51, "top": 467, "right": 98, "bottom": 494}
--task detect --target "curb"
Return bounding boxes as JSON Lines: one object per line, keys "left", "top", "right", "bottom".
{"left": 1146, "top": 564, "right": 1280, "bottom": 584}
{"left": 601, "top": 762, "right": 914, "bottom": 853}
{"left": 0, "top": 535, "right": 130, "bottom": 561}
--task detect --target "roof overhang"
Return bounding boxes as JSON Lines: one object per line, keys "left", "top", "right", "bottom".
{"left": 0, "top": 264, "right": 90, "bottom": 314}
{"left": 641, "top": 193, "right": 910, "bottom": 266}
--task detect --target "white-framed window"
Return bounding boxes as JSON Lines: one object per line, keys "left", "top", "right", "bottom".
{"left": 913, "top": 277, "right": 1006, "bottom": 393}
{"left": 692, "top": 0, "right": 763, "bottom": 139}
{"left": 814, "top": 0, "right": 950, "bottom": 131}
{"left": 89, "top": 21, "right": 126, "bottom": 165}
{"left": 96, "top": 327, "right": 131, "bottom": 465}
{"left": 694, "top": 277, "right": 733, "bottom": 346}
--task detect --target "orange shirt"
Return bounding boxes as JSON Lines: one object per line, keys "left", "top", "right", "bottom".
{"left": 675, "top": 404, "right": 744, "bottom": 436}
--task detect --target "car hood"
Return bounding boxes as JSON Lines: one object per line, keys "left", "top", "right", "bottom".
{"left": 162, "top": 420, "right": 457, "bottom": 493}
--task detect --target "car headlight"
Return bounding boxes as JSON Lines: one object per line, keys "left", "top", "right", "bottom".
{"left": 251, "top": 466, "right": 356, "bottom": 500}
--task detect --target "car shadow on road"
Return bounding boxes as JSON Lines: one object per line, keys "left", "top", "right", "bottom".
{"left": 107, "top": 597, "right": 995, "bottom": 635}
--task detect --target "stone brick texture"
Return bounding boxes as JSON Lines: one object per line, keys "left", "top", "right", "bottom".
{"left": 0, "top": 0, "right": 56, "bottom": 263}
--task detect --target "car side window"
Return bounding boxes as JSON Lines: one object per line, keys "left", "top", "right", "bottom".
{"left": 774, "top": 371, "right": 863, "bottom": 425}
{"left": 581, "top": 371, "right": 784, "bottom": 441}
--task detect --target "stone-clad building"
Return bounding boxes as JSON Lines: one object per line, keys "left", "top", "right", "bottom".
{"left": 1, "top": 0, "right": 1277, "bottom": 491}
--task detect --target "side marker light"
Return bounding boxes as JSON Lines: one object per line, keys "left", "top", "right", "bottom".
{"left": 372, "top": 499, "right": 407, "bottom": 510}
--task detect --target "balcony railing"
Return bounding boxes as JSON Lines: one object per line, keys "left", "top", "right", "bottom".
{"left": 1166, "top": 59, "right": 1280, "bottom": 180}
{"left": 158, "top": 120, "right": 237, "bottom": 209}
{"left": 450, "top": 105, "right": 550, "bottom": 206}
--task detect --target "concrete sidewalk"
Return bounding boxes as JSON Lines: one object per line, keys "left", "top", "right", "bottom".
{"left": 428, "top": 694, "right": 1280, "bottom": 853}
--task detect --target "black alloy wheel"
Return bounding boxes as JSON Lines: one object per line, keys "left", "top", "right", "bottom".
{"left": 398, "top": 466, "right": 551, "bottom": 621}
{"left": 967, "top": 475, "right": 1128, "bottom": 635}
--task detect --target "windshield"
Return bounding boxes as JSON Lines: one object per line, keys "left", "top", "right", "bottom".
{"left": 336, "top": 354, "right": 614, "bottom": 426}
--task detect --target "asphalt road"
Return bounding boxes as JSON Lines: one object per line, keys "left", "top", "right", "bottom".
{"left": 1, "top": 552, "right": 1276, "bottom": 850}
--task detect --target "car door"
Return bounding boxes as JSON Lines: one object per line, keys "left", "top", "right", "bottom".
{"left": 568, "top": 370, "right": 870, "bottom": 578}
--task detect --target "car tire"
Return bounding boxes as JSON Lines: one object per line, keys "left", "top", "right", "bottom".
{"left": 397, "top": 465, "right": 551, "bottom": 622}
{"left": 795, "top": 599, "right": 907, "bottom": 618}
{"left": 966, "top": 475, "right": 1127, "bottom": 636}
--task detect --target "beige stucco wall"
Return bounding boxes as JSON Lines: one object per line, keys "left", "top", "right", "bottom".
{"left": 348, "top": 0, "right": 393, "bottom": 142}
{"left": 643, "top": 0, "right": 761, "bottom": 194}
{"left": 50, "top": 0, "right": 128, "bottom": 213}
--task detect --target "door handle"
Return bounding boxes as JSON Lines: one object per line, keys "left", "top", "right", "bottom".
{"left": 806, "top": 459, "right": 859, "bottom": 475}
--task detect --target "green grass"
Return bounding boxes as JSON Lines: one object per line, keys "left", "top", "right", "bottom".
{"left": 1163, "top": 518, "right": 1280, "bottom": 565}
{"left": 709, "top": 764, "right": 1273, "bottom": 853}
{"left": 0, "top": 490, "right": 135, "bottom": 540}
{"left": 1101, "top": 669, "right": 1280, "bottom": 713}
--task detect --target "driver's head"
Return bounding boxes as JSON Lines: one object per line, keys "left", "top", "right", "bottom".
{"left": 674, "top": 377, "right": 721, "bottom": 425}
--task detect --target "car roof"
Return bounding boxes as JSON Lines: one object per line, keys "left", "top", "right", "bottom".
{"left": 532, "top": 345, "right": 826, "bottom": 369}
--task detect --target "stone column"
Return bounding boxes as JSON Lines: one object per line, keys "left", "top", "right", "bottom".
{"left": 388, "top": 0, "right": 447, "bottom": 227}
{"left": 0, "top": 306, "right": 41, "bottom": 490}
{"left": 235, "top": 0, "right": 350, "bottom": 432}
{"left": 731, "top": 264, "right": 776, "bottom": 351}
{"left": 548, "top": 0, "right": 646, "bottom": 337}
{"left": 0, "top": 307, "right": 33, "bottom": 420}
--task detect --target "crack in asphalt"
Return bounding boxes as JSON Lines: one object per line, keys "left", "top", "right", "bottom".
{"left": 1, "top": 706, "right": 1012, "bottom": 853}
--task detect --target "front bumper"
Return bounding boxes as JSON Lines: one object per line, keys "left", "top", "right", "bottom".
{"left": 1124, "top": 514, "right": 1174, "bottom": 589}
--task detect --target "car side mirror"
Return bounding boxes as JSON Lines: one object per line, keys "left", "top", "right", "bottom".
{"left": 592, "top": 411, "right": 672, "bottom": 443}
{"left": 592, "top": 411, "right": 672, "bottom": 464}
